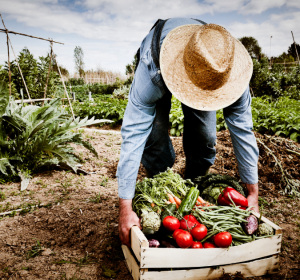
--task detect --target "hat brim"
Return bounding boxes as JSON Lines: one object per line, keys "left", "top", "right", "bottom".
{"left": 160, "top": 24, "right": 253, "bottom": 111}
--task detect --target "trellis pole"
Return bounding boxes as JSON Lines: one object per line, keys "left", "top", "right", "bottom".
{"left": 43, "top": 41, "right": 54, "bottom": 106}
{"left": 291, "top": 31, "right": 300, "bottom": 66}
{"left": 0, "top": 14, "right": 32, "bottom": 103}
{"left": 53, "top": 54, "right": 76, "bottom": 121}
{"left": 1, "top": 15, "right": 11, "bottom": 95}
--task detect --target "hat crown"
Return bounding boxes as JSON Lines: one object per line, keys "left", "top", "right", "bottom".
{"left": 183, "top": 24, "right": 235, "bottom": 90}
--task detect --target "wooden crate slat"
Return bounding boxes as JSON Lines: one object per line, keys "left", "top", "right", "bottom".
{"left": 140, "top": 234, "right": 281, "bottom": 268}
{"left": 122, "top": 245, "right": 142, "bottom": 280}
{"left": 131, "top": 226, "right": 149, "bottom": 263}
{"left": 140, "top": 255, "right": 279, "bottom": 280}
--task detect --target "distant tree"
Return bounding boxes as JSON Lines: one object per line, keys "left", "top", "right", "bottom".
{"left": 0, "top": 47, "right": 60, "bottom": 99}
{"left": 125, "top": 54, "right": 138, "bottom": 76}
{"left": 52, "top": 62, "right": 69, "bottom": 77}
{"left": 287, "top": 42, "right": 300, "bottom": 61}
{"left": 239, "top": 36, "right": 262, "bottom": 59}
{"left": 74, "top": 46, "right": 85, "bottom": 78}
{"left": 272, "top": 52, "right": 294, "bottom": 64}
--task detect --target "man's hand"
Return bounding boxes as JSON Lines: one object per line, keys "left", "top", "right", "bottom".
{"left": 118, "top": 198, "right": 141, "bottom": 247}
{"left": 244, "top": 183, "right": 259, "bottom": 213}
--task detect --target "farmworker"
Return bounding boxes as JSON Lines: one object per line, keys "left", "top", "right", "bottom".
{"left": 117, "top": 18, "right": 259, "bottom": 246}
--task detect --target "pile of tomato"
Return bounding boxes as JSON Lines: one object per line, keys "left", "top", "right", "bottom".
{"left": 162, "top": 214, "right": 232, "bottom": 249}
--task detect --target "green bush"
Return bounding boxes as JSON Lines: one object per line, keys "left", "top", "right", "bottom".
{"left": 0, "top": 48, "right": 60, "bottom": 100}
{"left": 0, "top": 81, "right": 107, "bottom": 182}
{"left": 71, "top": 95, "right": 127, "bottom": 125}
{"left": 251, "top": 58, "right": 300, "bottom": 100}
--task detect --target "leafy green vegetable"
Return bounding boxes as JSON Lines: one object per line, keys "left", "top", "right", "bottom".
{"left": 132, "top": 168, "right": 194, "bottom": 216}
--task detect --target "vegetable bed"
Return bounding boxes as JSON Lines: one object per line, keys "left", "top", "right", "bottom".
{"left": 122, "top": 213, "right": 282, "bottom": 280}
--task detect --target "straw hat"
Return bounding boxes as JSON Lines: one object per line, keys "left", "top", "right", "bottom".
{"left": 160, "top": 23, "right": 253, "bottom": 111}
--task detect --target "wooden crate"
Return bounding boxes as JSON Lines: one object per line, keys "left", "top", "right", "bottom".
{"left": 122, "top": 213, "right": 282, "bottom": 280}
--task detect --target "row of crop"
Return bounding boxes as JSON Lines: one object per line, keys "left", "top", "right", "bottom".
{"left": 169, "top": 96, "right": 299, "bottom": 142}
{"left": 71, "top": 95, "right": 299, "bottom": 142}
{"left": 70, "top": 95, "right": 127, "bottom": 124}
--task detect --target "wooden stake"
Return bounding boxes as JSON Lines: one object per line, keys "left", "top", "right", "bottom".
{"left": 1, "top": 14, "right": 32, "bottom": 103}
{"left": 6, "top": 31, "right": 11, "bottom": 95}
{"left": 291, "top": 31, "right": 300, "bottom": 66}
{"left": 53, "top": 55, "right": 75, "bottom": 121}
{"left": 8, "top": 37, "right": 32, "bottom": 103}
{"left": 43, "top": 41, "right": 53, "bottom": 106}
{"left": 1, "top": 15, "right": 11, "bottom": 95}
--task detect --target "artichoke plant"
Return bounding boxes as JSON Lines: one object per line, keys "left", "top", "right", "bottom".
{"left": 0, "top": 81, "right": 111, "bottom": 189}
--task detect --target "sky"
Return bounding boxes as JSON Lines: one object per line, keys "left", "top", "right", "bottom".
{"left": 0, "top": 0, "right": 299, "bottom": 76}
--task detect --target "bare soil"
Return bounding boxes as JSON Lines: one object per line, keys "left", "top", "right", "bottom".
{"left": 0, "top": 129, "right": 299, "bottom": 280}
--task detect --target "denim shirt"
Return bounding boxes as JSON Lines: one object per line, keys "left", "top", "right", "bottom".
{"left": 117, "top": 18, "right": 259, "bottom": 200}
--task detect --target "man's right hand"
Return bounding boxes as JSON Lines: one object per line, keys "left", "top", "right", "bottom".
{"left": 118, "top": 198, "right": 141, "bottom": 247}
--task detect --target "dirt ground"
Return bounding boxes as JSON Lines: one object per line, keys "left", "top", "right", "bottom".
{"left": 0, "top": 129, "right": 299, "bottom": 280}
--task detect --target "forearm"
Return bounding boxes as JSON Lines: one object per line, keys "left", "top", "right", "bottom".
{"left": 244, "top": 183, "right": 259, "bottom": 213}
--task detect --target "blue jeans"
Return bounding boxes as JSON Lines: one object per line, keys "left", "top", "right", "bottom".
{"left": 141, "top": 90, "right": 217, "bottom": 179}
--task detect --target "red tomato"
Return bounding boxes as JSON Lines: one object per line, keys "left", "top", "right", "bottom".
{"left": 175, "top": 230, "right": 193, "bottom": 248}
{"left": 173, "top": 229, "right": 186, "bottom": 240}
{"left": 180, "top": 215, "right": 200, "bottom": 231}
{"left": 162, "top": 216, "right": 180, "bottom": 232}
{"left": 213, "top": 232, "right": 232, "bottom": 248}
{"left": 203, "top": 242, "right": 216, "bottom": 248}
{"left": 191, "top": 241, "right": 203, "bottom": 249}
{"left": 190, "top": 224, "right": 208, "bottom": 241}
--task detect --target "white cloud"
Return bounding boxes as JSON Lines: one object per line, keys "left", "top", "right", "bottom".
{"left": 229, "top": 10, "right": 300, "bottom": 57}
{"left": 285, "top": 0, "right": 300, "bottom": 9}
{"left": 240, "top": 0, "right": 286, "bottom": 15}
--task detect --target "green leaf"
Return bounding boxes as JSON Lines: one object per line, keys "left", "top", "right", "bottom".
{"left": 0, "top": 81, "right": 9, "bottom": 117}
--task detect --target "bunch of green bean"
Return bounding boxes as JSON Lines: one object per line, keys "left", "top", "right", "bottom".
{"left": 193, "top": 205, "right": 255, "bottom": 246}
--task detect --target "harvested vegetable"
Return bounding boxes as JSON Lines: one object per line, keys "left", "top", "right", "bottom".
{"left": 213, "top": 232, "right": 233, "bottom": 248}
{"left": 193, "top": 205, "right": 254, "bottom": 246}
{"left": 174, "top": 230, "right": 193, "bottom": 248}
{"left": 163, "top": 216, "right": 180, "bottom": 232}
{"left": 218, "top": 187, "right": 248, "bottom": 208}
{"left": 203, "top": 242, "right": 216, "bottom": 248}
{"left": 191, "top": 241, "right": 203, "bottom": 249}
{"left": 140, "top": 209, "right": 161, "bottom": 235}
{"left": 194, "top": 174, "right": 247, "bottom": 204}
{"left": 133, "top": 168, "right": 193, "bottom": 216}
{"left": 177, "top": 187, "right": 199, "bottom": 217}
{"left": 179, "top": 215, "right": 199, "bottom": 231}
{"left": 258, "top": 223, "right": 274, "bottom": 236}
{"left": 148, "top": 239, "right": 160, "bottom": 248}
{"left": 191, "top": 224, "right": 208, "bottom": 241}
{"left": 242, "top": 215, "right": 258, "bottom": 235}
